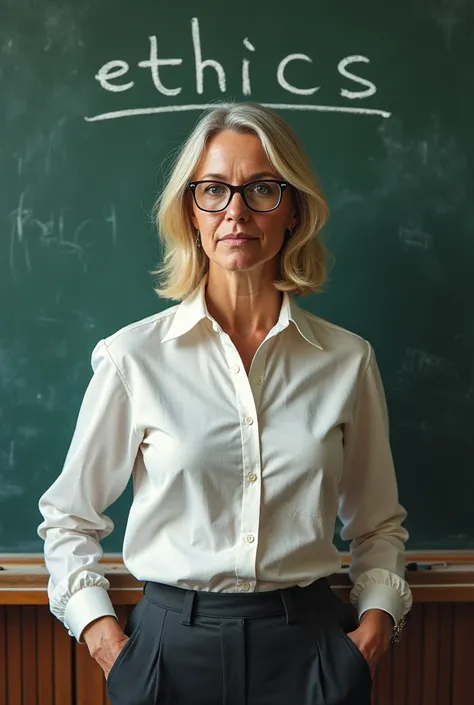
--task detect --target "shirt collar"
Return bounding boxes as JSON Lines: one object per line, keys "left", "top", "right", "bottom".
{"left": 287, "top": 296, "right": 323, "bottom": 350}
{"left": 161, "top": 276, "right": 210, "bottom": 343}
{"left": 161, "top": 274, "right": 323, "bottom": 350}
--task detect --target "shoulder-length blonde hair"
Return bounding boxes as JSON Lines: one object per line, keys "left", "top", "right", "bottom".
{"left": 152, "top": 101, "right": 329, "bottom": 300}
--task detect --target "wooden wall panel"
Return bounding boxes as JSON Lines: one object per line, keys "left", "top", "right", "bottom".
{"left": 1, "top": 602, "right": 474, "bottom": 704}
{"left": 36, "top": 607, "right": 54, "bottom": 705}
{"left": 0, "top": 606, "right": 73, "bottom": 705}
{"left": 452, "top": 603, "right": 474, "bottom": 705}
{"left": 437, "top": 604, "right": 454, "bottom": 705}
{"left": 421, "top": 603, "right": 440, "bottom": 705}
{"left": 52, "top": 618, "right": 73, "bottom": 705}
{"left": 407, "top": 603, "right": 424, "bottom": 704}
{"left": 20, "top": 607, "right": 37, "bottom": 705}
{"left": 0, "top": 608, "right": 6, "bottom": 705}
{"left": 5, "top": 607, "right": 22, "bottom": 705}
{"left": 390, "top": 625, "right": 408, "bottom": 705}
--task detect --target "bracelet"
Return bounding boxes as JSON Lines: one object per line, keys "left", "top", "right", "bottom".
{"left": 390, "top": 614, "right": 407, "bottom": 644}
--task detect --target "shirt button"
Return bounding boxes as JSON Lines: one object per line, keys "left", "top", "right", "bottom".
{"left": 231, "top": 364, "right": 240, "bottom": 374}
{"left": 248, "top": 472, "right": 257, "bottom": 482}
{"left": 246, "top": 534, "right": 255, "bottom": 543}
{"left": 244, "top": 416, "right": 254, "bottom": 426}
{"left": 253, "top": 376, "right": 262, "bottom": 385}
{"left": 242, "top": 582, "right": 250, "bottom": 591}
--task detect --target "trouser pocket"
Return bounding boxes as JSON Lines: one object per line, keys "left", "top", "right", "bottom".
{"left": 107, "top": 597, "right": 167, "bottom": 705}
{"left": 308, "top": 597, "right": 372, "bottom": 705}
{"left": 333, "top": 596, "right": 372, "bottom": 679}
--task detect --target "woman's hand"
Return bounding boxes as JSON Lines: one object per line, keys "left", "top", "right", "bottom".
{"left": 101, "top": 635, "right": 130, "bottom": 680}
{"left": 346, "top": 609, "right": 393, "bottom": 680}
{"left": 82, "top": 616, "right": 130, "bottom": 680}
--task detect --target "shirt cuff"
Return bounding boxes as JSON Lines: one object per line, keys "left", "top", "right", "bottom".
{"left": 64, "top": 586, "right": 118, "bottom": 643}
{"left": 352, "top": 582, "right": 404, "bottom": 624}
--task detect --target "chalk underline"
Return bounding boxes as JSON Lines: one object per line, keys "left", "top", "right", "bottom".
{"left": 84, "top": 102, "right": 391, "bottom": 122}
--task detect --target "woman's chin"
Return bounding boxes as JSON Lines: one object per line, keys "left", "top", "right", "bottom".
{"left": 216, "top": 254, "right": 261, "bottom": 271}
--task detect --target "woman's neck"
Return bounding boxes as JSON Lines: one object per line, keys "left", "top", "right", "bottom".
{"left": 205, "top": 270, "right": 282, "bottom": 340}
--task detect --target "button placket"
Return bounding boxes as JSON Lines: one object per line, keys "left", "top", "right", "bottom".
{"left": 219, "top": 333, "right": 269, "bottom": 588}
{"left": 248, "top": 335, "right": 274, "bottom": 412}
{"left": 235, "top": 375, "right": 262, "bottom": 584}
{"left": 236, "top": 409, "right": 261, "bottom": 582}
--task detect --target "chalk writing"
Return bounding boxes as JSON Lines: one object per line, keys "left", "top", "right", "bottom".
{"left": 398, "top": 226, "right": 433, "bottom": 250}
{"left": 7, "top": 195, "right": 120, "bottom": 279}
{"left": 86, "top": 17, "right": 390, "bottom": 122}
{"left": 402, "top": 347, "right": 448, "bottom": 376}
{"left": 106, "top": 203, "right": 118, "bottom": 245}
{"left": 242, "top": 38, "right": 255, "bottom": 96}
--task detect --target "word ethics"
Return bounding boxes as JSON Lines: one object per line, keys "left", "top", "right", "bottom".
{"left": 86, "top": 18, "right": 390, "bottom": 121}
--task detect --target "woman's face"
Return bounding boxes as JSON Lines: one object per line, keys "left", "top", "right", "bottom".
{"left": 189, "top": 130, "right": 297, "bottom": 277}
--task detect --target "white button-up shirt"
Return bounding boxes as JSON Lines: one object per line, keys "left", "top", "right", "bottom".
{"left": 38, "top": 276, "right": 412, "bottom": 642}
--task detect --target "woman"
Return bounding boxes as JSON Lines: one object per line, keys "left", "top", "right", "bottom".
{"left": 38, "top": 102, "right": 412, "bottom": 705}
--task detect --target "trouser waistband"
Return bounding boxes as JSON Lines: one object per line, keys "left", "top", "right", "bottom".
{"left": 143, "top": 578, "right": 333, "bottom": 626}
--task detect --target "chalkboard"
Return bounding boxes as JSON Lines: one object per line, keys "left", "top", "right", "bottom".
{"left": 1, "top": 0, "right": 473, "bottom": 553}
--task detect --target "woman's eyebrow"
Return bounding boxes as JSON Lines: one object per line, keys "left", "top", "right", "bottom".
{"left": 198, "top": 171, "right": 279, "bottom": 181}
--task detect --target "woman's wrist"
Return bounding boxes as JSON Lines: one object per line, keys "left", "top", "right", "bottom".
{"left": 82, "top": 615, "right": 124, "bottom": 657}
{"left": 359, "top": 608, "right": 393, "bottom": 645}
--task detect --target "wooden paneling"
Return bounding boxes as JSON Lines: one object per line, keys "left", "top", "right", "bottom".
{"left": 20, "top": 607, "right": 37, "bottom": 705}
{"left": 52, "top": 618, "right": 73, "bottom": 705}
{"left": 452, "top": 603, "right": 474, "bottom": 705}
{"left": 0, "top": 606, "right": 72, "bottom": 705}
{"left": 437, "top": 605, "right": 454, "bottom": 705}
{"left": 391, "top": 614, "right": 409, "bottom": 705}
{"left": 0, "top": 608, "right": 6, "bottom": 705}
{"left": 0, "top": 601, "right": 473, "bottom": 704}
{"left": 36, "top": 607, "right": 54, "bottom": 705}
{"left": 5, "top": 607, "right": 22, "bottom": 705}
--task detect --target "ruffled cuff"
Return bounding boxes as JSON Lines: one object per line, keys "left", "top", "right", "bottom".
{"left": 49, "top": 572, "right": 114, "bottom": 641}
{"left": 350, "top": 568, "right": 413, "bottom": 624}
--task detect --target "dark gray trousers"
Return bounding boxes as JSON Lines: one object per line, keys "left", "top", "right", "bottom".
{"left": 106, "top": 578, "right": 372, "bottom": 705}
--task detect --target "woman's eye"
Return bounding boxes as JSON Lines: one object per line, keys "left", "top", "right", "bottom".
{"left": 251, "top": 183, "right": 271, "bottom": 194}
{"left": 205, "top": 184, "right": 225, "bottom": 196}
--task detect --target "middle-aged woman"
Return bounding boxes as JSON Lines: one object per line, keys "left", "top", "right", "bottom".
{"left": 38, "top": 101, "right": 412, "bottom": 705}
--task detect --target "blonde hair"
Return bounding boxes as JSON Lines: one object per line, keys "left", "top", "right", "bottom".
{"left": 152, "top": 101, "right": 329, "bottom": 300}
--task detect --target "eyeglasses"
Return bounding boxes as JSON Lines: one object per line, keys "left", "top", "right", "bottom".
{"left": 188, "top": 179, "right": 290, "bottom": 213}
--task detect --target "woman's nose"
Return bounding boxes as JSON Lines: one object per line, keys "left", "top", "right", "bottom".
{"left": 225, "top": 192, "right": 250, "bottom": 220}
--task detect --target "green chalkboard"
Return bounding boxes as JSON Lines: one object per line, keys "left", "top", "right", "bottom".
{"left": 1, "top": 0, "right": 473, "bottom": 553}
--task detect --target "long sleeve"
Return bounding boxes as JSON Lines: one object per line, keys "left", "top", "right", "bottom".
{"left": 37, "top": 339, "right": 143, "bottom": 642}
{"left": 338, "top": 344, "right": 412, "bottom": 623}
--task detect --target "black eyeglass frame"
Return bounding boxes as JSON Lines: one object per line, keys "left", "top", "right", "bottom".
{"left": 188, "top": 179, "right": 290, "bottom": 213}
